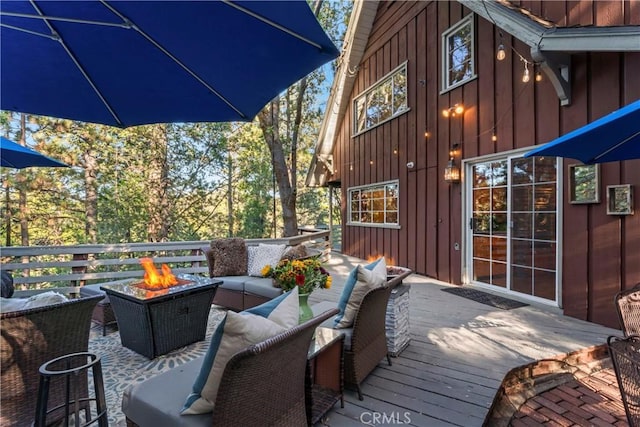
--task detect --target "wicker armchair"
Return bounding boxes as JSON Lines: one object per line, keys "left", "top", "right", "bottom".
{"left": 615, "top": 284, "right": 640, "bottom": 336}
{"left": 0, "top": 295, "right": 102, "bottom": 427}
{"left": 344, "top": 269, "right": 412, "bottom": 400}
{"left": 607, "top": 335, "right": 640, "bottom": 427}
{"left": 124, "top": 307, "right": 338, "bottom": 427}
{"left": 211, "top": 308, "right": 337, "bottom": 426}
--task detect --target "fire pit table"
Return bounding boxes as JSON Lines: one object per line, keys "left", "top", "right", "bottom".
{"left": 101, "top": 275, "right": 220, "bottom": 359}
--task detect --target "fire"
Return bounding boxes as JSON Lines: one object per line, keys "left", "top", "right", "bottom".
{"left": 140, "top": 258, "right": 178, "bottom": 289}
{"left": 366, "top": 254, "right": 395, "bottom": 266}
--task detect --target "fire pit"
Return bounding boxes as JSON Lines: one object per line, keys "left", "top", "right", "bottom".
{"left": 100, "top": 260, "right": 220, "bottom": 359}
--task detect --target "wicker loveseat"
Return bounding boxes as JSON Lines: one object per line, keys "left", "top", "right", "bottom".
{"left": 0, "top": 295, "right": 102, "bottom": 427}
{"left": 122, "top": 308, "right": 338, "bottom": 427}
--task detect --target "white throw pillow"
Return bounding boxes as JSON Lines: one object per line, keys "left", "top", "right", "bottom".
{"left": 246, "top": 246, "right": 260, "bottom": 276}
{"left": 247, "top": 243, "right": 286, "bottom": 277}
{"left": 335, "top": 257, "right": 387, "bottom": 328}
{"left": 182, "top": 311, "right": 285, "bottom": 414}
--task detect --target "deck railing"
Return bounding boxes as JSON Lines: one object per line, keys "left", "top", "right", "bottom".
{"left": 0, "top": 229, "right": 331, "bottom": 295}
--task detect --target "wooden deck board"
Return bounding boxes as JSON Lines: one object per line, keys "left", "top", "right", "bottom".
{"left": 310, "top": 253, "right": 622, "bottom": 426}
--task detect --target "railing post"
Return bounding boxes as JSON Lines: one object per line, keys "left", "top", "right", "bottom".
{"left": 71, "top": 253, "right": 88, "bottom": 287}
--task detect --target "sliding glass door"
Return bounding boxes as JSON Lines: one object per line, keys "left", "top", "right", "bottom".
{"left": 467, "top": 155, "right": 559, "bottom": 303}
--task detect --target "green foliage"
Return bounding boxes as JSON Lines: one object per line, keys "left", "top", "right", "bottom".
{"left": 0, "top": 1, "right": 352, "bottom": 246}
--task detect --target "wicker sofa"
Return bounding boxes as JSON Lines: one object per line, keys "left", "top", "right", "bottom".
{"left": 0, "top": 294, "right": 102, "bottom": 426}
{"left": 122, "top": 307, "right": 338, "bottom": 427}
{"left": 204, "top": 242, "right": 317, "bottom": 312}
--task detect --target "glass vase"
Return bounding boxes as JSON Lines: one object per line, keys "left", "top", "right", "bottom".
{"left": 298, "top": 292, "right": 314, "bottom": 324}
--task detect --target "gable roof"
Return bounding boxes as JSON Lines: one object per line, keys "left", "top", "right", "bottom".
{"left": 306, "top": 0, "right": 640, "bottom": 187}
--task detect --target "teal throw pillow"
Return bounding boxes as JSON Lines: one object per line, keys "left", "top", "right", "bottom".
{"left": 333, "top": 257, "right": 383, "bottom": 327}
{"left": 335, "top": 257, "right": 387, "bottom": 328}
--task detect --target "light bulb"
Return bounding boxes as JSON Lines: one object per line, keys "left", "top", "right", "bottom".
{"left": 442, "top": 109, "right": 450, "bottom": 118}
{"left": 496, "top": 44, "right": 506, "bottom": 61}
{"left": 491, "top": 133, "right": 498, "bottom": 142}
{"left": 454, "top": 104, "right": 464, "bottom": 116}
{"left": 522, "top": 64, "right": 530, "bottom": 83}
{"left": 535, "top": 71, "right": 543, "bottom": 82}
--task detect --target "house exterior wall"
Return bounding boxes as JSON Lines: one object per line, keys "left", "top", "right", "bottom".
{"left": 331, "top": 0, "right": 640, "bottom": 328}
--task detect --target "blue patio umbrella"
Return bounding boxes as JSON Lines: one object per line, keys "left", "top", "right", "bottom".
{"left": 0, "top": 137, "right": 69, "bottom": 169}
{"left": 0, "top": 1, "right": 340, "bottom": 128}
{"left": 524, "top": 100, "right": 640, "bottom": 164}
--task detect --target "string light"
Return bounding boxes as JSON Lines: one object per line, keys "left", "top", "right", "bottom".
{"left": 496, "top": 43, "right": 506, "bottom": 61}
{"left": 491, "top": 133, "right": 498, "bottom": 142}
{"left": 522, "top": 62, "right": 530, "bottom": 83}
{"left": 496, "top": 30, "right": 506, "bottom": 61}
{"left": 495, "top": 37, "right": 542, "bottom": 85}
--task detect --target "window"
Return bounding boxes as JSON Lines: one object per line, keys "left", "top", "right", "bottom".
{"left": 353, "top": 63, "right": 408, "bottom": 135}
{"left": 348, "top": 181, "right": 399, "bottom": 226}
{"left": 442, "top": 15, "right": 476, "bottom": 92}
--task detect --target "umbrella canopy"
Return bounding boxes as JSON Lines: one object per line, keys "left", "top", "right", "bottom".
{"left": 0, "top": 1, "right": 340, "bottom": 128}
{"left": 524, "top": 100, "right": 640, "bottom": 164}
{"left": 0, "top": 137, "right": 69, "bottom": 169}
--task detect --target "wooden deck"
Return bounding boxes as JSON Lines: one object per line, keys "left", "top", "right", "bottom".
{"left": 311, "top": 253, "right": 623, "bottom": 426}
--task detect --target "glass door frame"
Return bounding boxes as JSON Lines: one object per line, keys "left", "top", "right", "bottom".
{"left": 461, "top": 149, "right": 563, "bottom": 307}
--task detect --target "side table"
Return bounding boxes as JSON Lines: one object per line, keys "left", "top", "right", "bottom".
{"left": 306, "top": 326, "right": 344, "bottom": 425}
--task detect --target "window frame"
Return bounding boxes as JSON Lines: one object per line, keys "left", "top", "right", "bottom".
{"left": 347, "top": 180, "right": 400, "bottom": 229}
{"left": 352, "top": 62, "right": 409, "bottom": 136}
{"left": 441, "top": 14, "right": 477, "bottom": 93}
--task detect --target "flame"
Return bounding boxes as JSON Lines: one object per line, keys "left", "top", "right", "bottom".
{"left": 365, "top": 254, "right": 395, "bottom": 265}
{"left": 140, "top": 257, "right": 178, "bottom": 289}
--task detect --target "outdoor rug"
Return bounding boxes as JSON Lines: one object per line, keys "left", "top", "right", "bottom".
{"left": 87, "top": 307, "right": 227, "bottom": 426}
{"left": 441, "top": 287, "right": 529, "bottom": 310}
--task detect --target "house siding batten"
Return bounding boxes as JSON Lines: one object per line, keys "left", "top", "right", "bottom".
{"left": 330, "top": 0, "right": 640, "bottom": 329}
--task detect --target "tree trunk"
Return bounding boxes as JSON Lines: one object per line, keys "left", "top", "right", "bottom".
{"left": 258, "top": 100, "right": 297, "bottom": 237}
{"left": 147, "top": 125, "right": 171, "bottom": 242}
{"left": 4, "top": 182, "right": 10, "bottom": 247}
{"left": 227, "top": 149, "right": 234, "bottom": 237}
{"left": 256, "top": 0, "right": 324, "bottom": 238}
{"left": 18, "top": 114, "right": 28, "bottom": 247}
{"left": 84, "top": 148, "right": 98, "bottom": 243}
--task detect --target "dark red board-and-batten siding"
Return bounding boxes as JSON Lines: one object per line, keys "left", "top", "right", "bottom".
{"left": 330, "top": 0, "right": 640, "bottom": 328}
